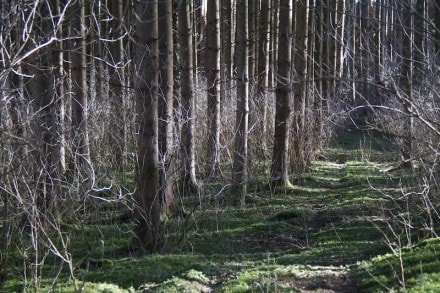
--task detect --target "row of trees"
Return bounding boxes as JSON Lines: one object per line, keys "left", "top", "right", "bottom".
{"left": 1, "top": 0, "right": 440, "bottom": 284}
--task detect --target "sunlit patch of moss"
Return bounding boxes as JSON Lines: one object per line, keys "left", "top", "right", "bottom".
{"left": 219, "top": 264, "right": 302, "bottom": 292}
{"left": 353, "top": 237, "right": 440, "bottom": 292}
{"left": 140, "top": 276, "right": 209, "bottom": 292}
{"left": 63, "top": 282, "right": 133, "bottom": 293}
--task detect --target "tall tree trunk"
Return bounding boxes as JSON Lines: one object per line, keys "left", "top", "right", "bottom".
{"left": 257, "top": 0, "right": 271, "bottom": 154}
{"left": 178, "top": 0, "right": 198, "bottom": 195}
{"left": 334, "top": 0, "right": 345, "bottom": 82}
{"left": 400, "top": 0, "right": 414, "bottom": 166}
{"left": 233, "top": 0, "right": 249, "bottom": 203}
{"left": 248, "top": 0, "right": 257, "bottom": 84}
{"left": 269, "top": 0, "right": 279, "bottom": 90}
{"left": 133, "top": 0, "right": 161, "bottom": 252}
{"left": 292, "top": 0, "right": 309, "bottom": 171}
{"left": 220, "top": 0, "right": 232, "bottom": 113}
{"left": 314, "top": 0, "right": 325, "bottom": 138}
{"left": 109, "top": 0, "right": 126, "bottom": 171}
{"left": 205, "top": 0, "right": 221, "bottom": 178}
{"left": 359, "top": 0, "right": 370, "bottom": 105}
{"left": 270, "top": 0, "right": 293, "bottom": 190}
{"left": 413, "top": 0, "right": 425, "bottom": 79}
{"left": 158, "top": 0, "right": 175, "bottom": 209}
{"left": 71, "top": 0, "right": 90, "bottom": 170}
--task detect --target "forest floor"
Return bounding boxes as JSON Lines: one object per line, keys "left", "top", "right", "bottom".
{"left": 3, "top": 129, "right": 440, "bottom": 292}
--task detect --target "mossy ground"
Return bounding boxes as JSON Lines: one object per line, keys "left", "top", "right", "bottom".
{"left": 2, "top": 129, "right": 440, "bottom": 292}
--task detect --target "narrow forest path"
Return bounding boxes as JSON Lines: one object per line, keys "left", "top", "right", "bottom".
{"left": 201, "top": 158, "right": 391, "bottom": 292}
{"left": 127, "top": 136, "right": 399, "bottom": 292}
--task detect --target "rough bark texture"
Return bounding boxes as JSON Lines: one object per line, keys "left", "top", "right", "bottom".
{"left": 134, "top": 0, "right": 161, "bottom": 252}
{"left": 158, "top": 0, "right": 175, "bottom": 209}
{"left": 270, "top": 0, "right": 293, "bottom": 189}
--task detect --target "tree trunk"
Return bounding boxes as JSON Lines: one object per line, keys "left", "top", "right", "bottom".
{"left": 133, "top": 0, "right": 162, "bottom": 252}
{"left": 401, "top": 0, "right": 414, "bottom": 167}
{"left": 248, "top": 0, "right": 257, "bottom": 84}
{"left": 257, "top": 0, "right": 271, "bottom": 154}
{"left": 270, "top": 0, "right": 293, "bottom": 190}
{"left": 109, "top": 0, "right": 126, "bottom": 171}
{"left": 292, "top": 0, "right": 309, "bottom": 171}
{"left": 70, "top": 0, "right": 90, "bottom": 170}
{"left": 205, "top": 0, "right": 221, "bottom": 178}
{"left": 178, "top": 0, "right": 198, "bottom": 195}
{"left": 221, "top": 0, "right": 233, "bottom": 104}
{"left": 269, "top": 0, "right": 279, "bottom": 90}
{"left": 233, "top": 0, "right": 249, "bottom": 203}
{"left": 158, "top": 0, "right": 175, "bottom": 209}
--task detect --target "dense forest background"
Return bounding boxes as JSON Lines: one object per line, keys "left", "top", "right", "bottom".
{"left": 1, "top": 0, "right": 440, "bottom": 291}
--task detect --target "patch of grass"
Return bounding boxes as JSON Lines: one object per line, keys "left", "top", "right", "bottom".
{"left": 4, "top": 131, "right": 438, "bottom": 292}
{"left": 353, "top": 237, "right": 440, "bottom": 292}
{"left": 219, "top": 264, "right": 303, "bottom": 292}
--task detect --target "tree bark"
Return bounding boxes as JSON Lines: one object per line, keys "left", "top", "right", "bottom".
{"left": 178, "top": 0, "right": 198, "bottom": 195}
{"left": 109, "top": 0, "right": 126, "bottom": 171}
{"left": 205, "top": 0, "right": 221, "bottom": 178}
{"left": 292, "top": 0, "right": 309, "bottom": 171}
{"left": 70, "top": 0, "right": 90, "bottom": 170}
{"left": 248, "top": 0, "right": 257, "bottom": 84}
{"left": 233, "top": 0, "right": 249, "bottom": 203}
{"left": 400, "top": 0, "right": 414, "bottom": 167}
{"left": 257, "top": 0, "right": 271, "bottom": 154}
{"left": 270, "top": 0, "right": 293, "bottom": 190}
{"left": 158, "top": 0, "right": 175, "bottom": 209}
{"left": 221, "top": 0, "right": 233, "bottom": 104}
{"left": 133, "top": 0, "right": 162, "bottom": 252}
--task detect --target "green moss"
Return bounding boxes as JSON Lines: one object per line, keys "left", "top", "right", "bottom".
{"left": 353, "top": 237, "right": 440, "bottom": 292}
{"left": 183, "top": 269, "right": 210, "bottom": 284}
{"left": 3, "top": 137, "right": 436, "bottom": 293}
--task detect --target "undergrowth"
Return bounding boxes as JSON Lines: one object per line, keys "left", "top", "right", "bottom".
{"left": 2, "top": 130, "right": 440, "bottom": 292}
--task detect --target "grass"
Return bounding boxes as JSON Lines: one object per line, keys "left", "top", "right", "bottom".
{"left": 354, "top": 238, "right": 440, "bottom": 292}
{"left": 2, "top": 129, "right": 440, "bottom": 292}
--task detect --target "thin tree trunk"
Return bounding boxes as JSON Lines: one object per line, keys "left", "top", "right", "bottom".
{"left": 292, "top": 0, "right": 309, "bottom": 171}
{"left": 205, "top": 0, "right": 221, "bottom": 178}
{"left": 401, "top": 0, "right": 414, "bottom": 166}
{"left": 314, "top": 0, "right": 325, "bottom": 138}
{"left": 257, "top": 0, "right": 271, "bottom": 154}
{"left": 248, "top": 0, "right": 257, "bottom": 84}
{"left": 71, "top": 0, "right": 90, "bottom": 170}
{"left": 233, "top": 0, "right": 249, "bottom": 203}
{"left": 269, "top": 0, "right": 279, "bottom": 90}
{"left": 220, "top": 0, "right": 232, "bottom": 115}
{"left": 109, "top": 0, "right": 126, "bottom": 171}
{"left": 178, "top": 0, "right": 198, "bottom": 195}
